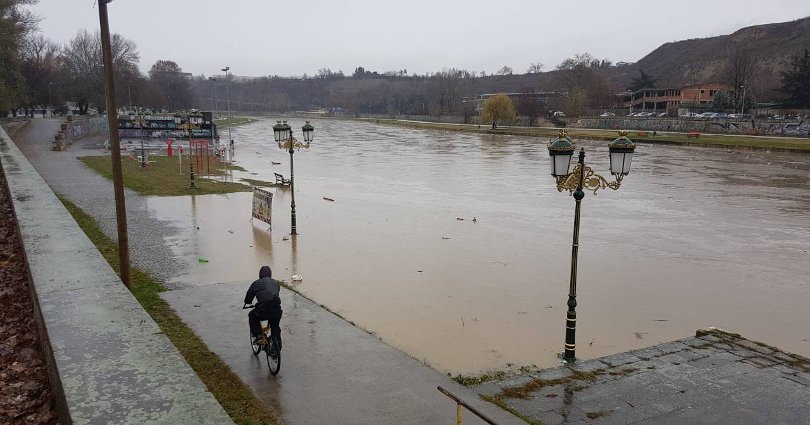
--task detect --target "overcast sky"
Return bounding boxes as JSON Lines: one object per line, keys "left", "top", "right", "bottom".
{"left": 30, "top": 0, "right": 810, "bottom": 78}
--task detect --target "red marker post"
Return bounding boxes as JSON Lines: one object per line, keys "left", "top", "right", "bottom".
{"left": 166, "top": 138, "right": 175, "bottom": 157}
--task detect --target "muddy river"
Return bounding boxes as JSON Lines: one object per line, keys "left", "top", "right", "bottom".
{"left": 145, "top": 118, "right": 810, "bottom": 374}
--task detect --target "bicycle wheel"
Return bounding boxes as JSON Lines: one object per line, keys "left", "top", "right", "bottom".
{"left": 250, "top": 331, "right": 261, "bottom": 355}
{"left": 265, "top": 335, "right": 281, "bottom": 375}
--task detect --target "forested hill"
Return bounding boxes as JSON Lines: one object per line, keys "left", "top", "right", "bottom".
{"left": 608, "top": 17, "right": 810, "bottom": 94}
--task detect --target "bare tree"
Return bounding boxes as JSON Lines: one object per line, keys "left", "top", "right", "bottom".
{"left": 20, "top": 33, "right": 60, "bottom": 114}
{"left": 148, "top": 60, "right": 192, "bottom": 110}
{"left": 527, "top": 62, "right": 544, "bottom": 74}
{"left": 61, "top": 29, "right": 140, "bottom": 114}
{"left": 496, "top": 65, "right": 513, "bottom": 76}
{"left": 727, "top": 49, "right": 751, "bottom": 112}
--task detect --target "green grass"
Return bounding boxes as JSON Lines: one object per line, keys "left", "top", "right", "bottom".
{"left": 369, "top": 118, "right": 810, "bottom": 151}
{"left": 215, "top": 117, "right": 259, "bottom": 128}
{"left": 79, "top": 155, "right": 252, "bottom": 196}
{"left": 239, "top": 178, "right": 277, "bottom": 187}
{"left": 58, "top": 195, "right": 279, "bottom": 425}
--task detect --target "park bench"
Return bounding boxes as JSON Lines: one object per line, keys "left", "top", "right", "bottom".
{"left": 637, "top": 131, "right": 649, "bottom": 137}
{"left": 687, "top": 132, "right": 701, "bottom": 139}
{"left": 274, "top": 172, "right": 291, "bottom": 186}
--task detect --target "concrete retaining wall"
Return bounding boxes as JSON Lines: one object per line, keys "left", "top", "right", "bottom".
{"left": 0, "top": 126, "right": 232, "bottom": 424}
{"left": 572, "top": 117, "right": 810, "bottom": 136}
{"left": 54, "top": 116, "right": 108, "bottom": 151}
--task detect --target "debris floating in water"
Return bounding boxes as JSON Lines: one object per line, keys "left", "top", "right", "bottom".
{"left": 442, "top": 236, "right": 451, "bottom": 240}
{"left": 198, "top": 258, "right": 209, "bottom": 263}
{"left": 291, "top": 275, "right": 303, "bottom": 282}
{"left": 323, "top": 197, "right": 335, "bottom": 202}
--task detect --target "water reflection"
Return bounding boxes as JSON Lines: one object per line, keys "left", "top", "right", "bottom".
{"left": 147, "top": 118, "right": 810, "bottom": 374}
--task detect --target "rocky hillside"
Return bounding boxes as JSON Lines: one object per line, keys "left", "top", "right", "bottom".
{"left": 607, "top": 17, "right": 810, "bottom": 98}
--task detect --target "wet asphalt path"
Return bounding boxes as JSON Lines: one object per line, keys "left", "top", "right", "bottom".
{"left": 10, "top": 118, "right": 178, "bottom": 284}
{"left": 162, "top": 282, "right": 519, "bottom": 424}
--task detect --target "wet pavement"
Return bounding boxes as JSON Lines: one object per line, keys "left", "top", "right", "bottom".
{"left": 162, "top": 282, "right": 519, "bottom": 425}
{"left": 10, "top": 118, "right": 179, "bottom": 284}
{"left": 474, "top": 329, "right": 810, "bottom": 424}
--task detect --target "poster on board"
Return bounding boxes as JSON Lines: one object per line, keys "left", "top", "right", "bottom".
{"left": 252, "top": 188, "right": 273, "bottom": 225}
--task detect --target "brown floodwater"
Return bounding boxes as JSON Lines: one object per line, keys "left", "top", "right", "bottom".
{"left": 146, "top": 118, "right": 810, "bottom": 374}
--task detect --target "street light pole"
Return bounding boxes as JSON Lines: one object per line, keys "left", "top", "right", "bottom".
{"left": 222, "top": 66, "right": 231, "bottom": 146}
{"left": 274, "top": 120, "right": 314, "bottom": 235}
{"left": 208, "top": 77, "right": 217, "bottom": 117}
{"left": 98, "top": 0, "right": 131, "bottom": 288}
{"left": 548, "top": 131, "right": 636, "bottom": 362}
{"left": 48, "top": 82, "right": 52, "bottom": 116}
{"left": 565, "top": 148, "right": 586, "bottom": 361}
{"left": 128, "top": 80, "right": 132, "bottom": 111}
{"left": 740, "top": 85, "right": 747, "bottom": 116}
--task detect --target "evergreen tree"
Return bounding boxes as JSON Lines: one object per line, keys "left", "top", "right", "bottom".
{"left": 628, "top": 70, "right": 657, "bottom": 91}
{"left": 778, "top": 49, "right": 810, "bottom": 108}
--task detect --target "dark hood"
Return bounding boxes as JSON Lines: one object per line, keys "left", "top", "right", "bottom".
{"left": 259, "top": 265, "right": 272, "bottom": 279}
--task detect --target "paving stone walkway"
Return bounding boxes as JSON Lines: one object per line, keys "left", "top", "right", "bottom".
{"left": 474, "top": 329, "right": 810, "bottom": 424}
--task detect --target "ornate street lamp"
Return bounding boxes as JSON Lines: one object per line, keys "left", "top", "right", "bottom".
{"left": 273, "top": 120, "right": 314, "bottom": 235}
{"left": 548, "top": 130, "right": 636, "bottom": 363}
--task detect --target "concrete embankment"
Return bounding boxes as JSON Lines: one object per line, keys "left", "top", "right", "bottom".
{"left": 0, "top": 125, "right": 232, "bottom": 424}
{"left": 366, "top": 118, "right": 810, "bottom": 152}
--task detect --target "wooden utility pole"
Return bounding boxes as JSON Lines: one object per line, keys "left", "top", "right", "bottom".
{"left": 98, "top": 0, "right": 131, "bottom": 288}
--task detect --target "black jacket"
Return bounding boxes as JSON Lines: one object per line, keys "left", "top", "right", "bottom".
{"left": 244, "top": 266, "right": 281, "bottom": 311}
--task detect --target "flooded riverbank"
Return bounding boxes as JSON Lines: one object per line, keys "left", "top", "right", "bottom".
{"left": 148, "top": 118, "right": 810, "bottom": 374}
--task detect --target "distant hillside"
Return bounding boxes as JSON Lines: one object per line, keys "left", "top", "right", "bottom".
{"left": 607, "top": 17, "right": 810, "bottom": 99}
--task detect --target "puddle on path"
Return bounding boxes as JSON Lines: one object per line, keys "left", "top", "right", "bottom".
{"left": 146, "top": 118, "right": 810, "bottom": 374}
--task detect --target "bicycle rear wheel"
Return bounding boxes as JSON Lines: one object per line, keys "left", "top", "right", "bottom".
{"left": 250, "top": 331, "right": 261, "bottom": 355}
{"left": 265, "top": 335, "right": 281, "bottom": 375}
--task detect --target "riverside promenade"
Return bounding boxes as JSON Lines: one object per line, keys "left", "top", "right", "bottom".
{"left": 8, "top": 119, "right": 810, "bottom": 424}
{"left": 9, "top": 118, "right": 519, "bottom": 424}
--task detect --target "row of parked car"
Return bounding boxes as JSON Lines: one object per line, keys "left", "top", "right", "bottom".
{"left": 678, "top": 112, "right": 749, "bottom": 119}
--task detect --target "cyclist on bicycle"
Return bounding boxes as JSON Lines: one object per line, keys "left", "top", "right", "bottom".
{"left": 244, "top": 266, "right": 283, "bottom": 350}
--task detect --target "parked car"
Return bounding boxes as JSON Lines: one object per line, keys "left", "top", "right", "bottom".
{"left": 714, "top": 113, "right": 729, "bottom": 119}
{"left": 599, "top": 112, "right": 616, "bottom": 117}
{"left": 657, "top": 112, "right": 668, "bottom": 117}
{"left": 553, "top": 111, "right": 566, "bottom": 118}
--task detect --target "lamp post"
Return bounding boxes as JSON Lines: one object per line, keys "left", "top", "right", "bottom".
{"left": 547, "top": 130, "right": 636, "bottom": 363}
{"left": 187, "top": 114, "right": 197, "bottom": 189}
{"left": 273, "top": 120, "right": 314, "bottom": 235}
{"left": 739, "top": 85, "right": 747, "bottom": 116}
{"left": 128, "top": 80, "right": 132, "bottom": 112}
{"left": 48, "top": 82, "right": 52, "bottom": 116}
{"left": 222, "top": 66, "right": 232, "bottom": 147}
{"left": 208, "top": 77, "right": 217, "bottom": 118}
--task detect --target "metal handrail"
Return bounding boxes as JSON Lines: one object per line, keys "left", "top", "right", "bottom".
{"left": 437, "top": 386, "right": 499, "bottom": 425}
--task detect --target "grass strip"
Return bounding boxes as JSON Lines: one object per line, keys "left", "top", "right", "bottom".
{"left": 369, "top": 118, "right": 810, "bottom": 151}
{"left": 58, "top": 195, "right": 279, "bottom": 425}
{"left": 239, "top": 178, "right": 277, "bottom": 187}
{"left": 79, "top": 155, "right": 251, "bottom": 196}
{"left": 215, "top": 117, "right": 259, "bottom": 128}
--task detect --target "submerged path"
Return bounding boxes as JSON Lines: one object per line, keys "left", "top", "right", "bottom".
{"left": 11, "top": 119, "right": 520, "bottom": 425}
